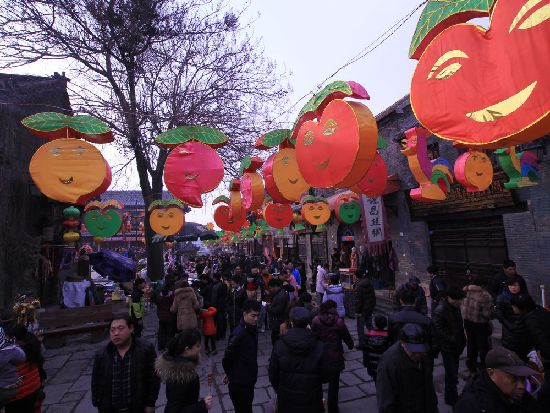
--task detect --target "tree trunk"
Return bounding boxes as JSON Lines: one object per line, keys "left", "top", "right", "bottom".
{"left": 142, "top": 172, "right": 165, "bottom": 281}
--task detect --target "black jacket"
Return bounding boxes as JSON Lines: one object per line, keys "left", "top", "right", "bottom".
{"left": 222, "top": 319, "right": 258, "bottom": 385}
{"left": 454, "top": 370, "right": 541, "bottom": 413}
{"left": 376, "top": 342, "right": 438, "bottom": 413}
{"left": 393, "top": 284, "right": 428, "bottom": 315}
{"left": 433, "top": 300, "right": 466, "bottom": 354}
{"left": 353, "top": 278, "right": 376, "bottom": 315}
{"left": 267, "top": 288, "right": 289, "bottom": 327}
{"left": 210, "top": 280, "right": 228, "bottom": 312}
{"left": 496, "top": 291, "right": 531, "bottom": 358}
{"left": 388, "top": 307, "right": 437, "bottom": 353}
{"left": 92, "top": 337, "right": 160, "bottom": 413}
{"left": 363, "top": 329, "right": 389, "bottom": 377}
{"left": 227, "top": 286, "right": 247, "bottom": 327}
{"left": 155, "top": 354, "right": 207, "bottom": 413}
{"left": 489, "top": 271, "right": 528, "bottom": 298}
{"left": 268, "top": 328, "right": 325, "bottom": 413}
{"left": 429, "top": 275, "right": 446, "bottom": 312}
{"left": 523, "top": 306, "right": 550, "bottom": 370}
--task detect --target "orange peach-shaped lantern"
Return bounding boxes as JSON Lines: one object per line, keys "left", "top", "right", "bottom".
{"left": 229, "top": 179, "right": 244, "bottom": 222}
{"left": 148, "top": 199, "right": 186, "bottom": 236}
{"left": 454, "top": 151, "right": 494, "bottom": 192}
{"left": 22, "top": 112, "right": 113, "bottom": 205}
{"left": 301, "top": 196, "right": 331, "bottom": 232}
{"left": 156, "top": 126, "right": 227, "bottom": 208}
{"left": 263, "top": 202, "right": 293, "bottom": 229}
{"left": 213, "top": 196, "right": 245, "bottom": 232}
{"left": 240, "top": 156, "right": 265, "bottom": 211}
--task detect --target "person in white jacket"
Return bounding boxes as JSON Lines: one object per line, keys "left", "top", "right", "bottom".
{"left": 315, "top": 263, "right": 329, "bottom": 304}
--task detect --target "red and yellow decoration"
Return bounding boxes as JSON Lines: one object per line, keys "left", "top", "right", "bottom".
{"left": 301, "top": 195, "right": 331, "bottom": 232}
{"left": 22, "top": 112, "right": 113, "bottom": 205}
{"left": 157, "top": 126, "right": 227, "bottom": 208}
{"left": 213, "top": 195, "right": 245, "bottom": 232}
{"left": 239, "top": 156, "right": 265, "bottom": 211}
{"left": 148, "top": 199, "right": 186, "bottom": 236}
{"left": 263, "top": 202, "right": 293, "bottom": 229}
{"left": 454, "top": 151, "right": 494, "bottom": 192}
{"left": 410, "top": 0, "right": 550, "bottom": 148}
{"left": 352, "top": 152, "right": 388, "bottom": 198}
{"left": 62, "top": 206, "right": 81, "bottom": 244}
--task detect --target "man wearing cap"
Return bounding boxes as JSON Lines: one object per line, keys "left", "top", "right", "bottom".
{"left": 269, "top": 307, "right": 325, "bottom": 413}
{"left": 376, "top": 323, "right": 438, "bottom": 413}
{"left": 454, "top": 347, "right": 542, "bottom": 412}
{"left": 433, "top": 286, "right": 466, "bottom": 406}
{"left": 393, "top": 276, "right": 428, "bottom": 315}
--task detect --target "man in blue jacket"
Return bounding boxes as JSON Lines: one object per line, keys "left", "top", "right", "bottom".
{"left": 222, "top": 300, "right": 260, "bottom": 413}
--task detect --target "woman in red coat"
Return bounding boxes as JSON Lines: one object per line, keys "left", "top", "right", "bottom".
{"left": 200, "top": 307, "right": 218, "bottom": 355}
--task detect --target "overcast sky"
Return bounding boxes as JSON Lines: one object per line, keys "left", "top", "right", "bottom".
{"left": 9, "top": 0, "right": 427, "bottom": 224}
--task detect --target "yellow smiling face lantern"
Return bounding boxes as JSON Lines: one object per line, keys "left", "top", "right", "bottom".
{"left": 409, "top": 0, "right": 550, "bottom": 149}
{"left": 22, "top": 112, "right": 113, "bottom": 205}
{"left": 148, "top": 199, "right": 186, "bottom": 236}
{"left": 454, "top": 150, "right": 494, "bottom": 192}
{"left": 301, "top": 195, "right": 331, "bottom": 232}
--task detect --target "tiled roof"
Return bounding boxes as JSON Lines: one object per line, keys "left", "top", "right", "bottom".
{"left": 375, "top": 94, "right": 410, "bottom": 121}
{"left": 101, "top": 190, "right": 172, "bottom": 207}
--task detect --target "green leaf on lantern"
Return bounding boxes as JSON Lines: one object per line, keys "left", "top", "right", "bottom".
{"left": 255, "top": 129, "right": 292, "bottom": 149}
{"left": 212, "top": 195, "right": 230, "bottom": 205}
{"left": 239, "top": 156, "right": 252, "bottom": 176}
{"left": 296, "top": 81, "right": 351, "bottom": 120}
{"left": 377, "top": 135, "right": 388, "bottom": 149}
{"left": 22, "top": 112, "right": 112, "bottom": 142}
{"left": 165, "top": 199, "right": 185, "bottom": 209}
{"left": 409, "top": 0, "right": 496, "bottom": 59}
{"left": 156, "top": 126, "right": 228, "bottom": 148}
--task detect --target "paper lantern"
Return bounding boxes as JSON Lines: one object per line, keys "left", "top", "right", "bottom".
{"left": 292, "top": 212, "right": 306, "bottom": 234}
{"left": 148, "top": 199, "right": 185, "bottom": 236}
{"left": 239, "top": 156, "right": 265, "bottom": 211}
{"left": 62, "top": 206, "right": 81, "bottom": 244}
{"left": 296, "top": 99, "right": 378, "bottom": 188}
{"left": 229, "top": 179, "right": 244, "bottom": 222}
{"left": 454, "top": 151, "right": 494, "bottom": 192}
{"left": 495, "top": 147, "right": 540, "bottom": 189}
{"left": 410, "top": 0, "right": 550, "bottom": 149}
{"left": 352, "top": 152, "right": 388, "bottom": 198}
{"left": 334, "top": 193, "right": 361, "bottom": 225}
{"left": 263, "top": 202, "right": 293, "bottom": 229}
{"left": 157, "top": 126, "right": 227, "bottom": 208}
{"left": 301, "top": 196, "right": 331, "bottom": 232}
{"left": 83, "top": 199, "right": 124, "bottom": 239}
{"left": 400, "top": 127, "right": 453, "bottom": 201}
{"left": 213, "top": 195, "right": 245, "bottom": 232}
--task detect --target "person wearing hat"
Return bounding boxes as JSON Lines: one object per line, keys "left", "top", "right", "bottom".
{"left": 454, "top": 347, "right": 542, "bottom": 412}
{"left": 268, "top": 307, "right": 325, "bottom": 413}
{"left": 433, "top": 286, "right": 466, "bottom": 406}
{"left": 376, "top": 323, "right": 438, "bottom": 413}
{"left": 393, "top": 276, "right": 428, "bottom": 315}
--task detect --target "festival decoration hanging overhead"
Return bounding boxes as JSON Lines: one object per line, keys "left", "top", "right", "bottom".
{"left": 410, "top": 0, "right": 550, "bottom": 148}
{"left": 229, "top": 179, "right": 244, "bottom": 222}
{"left": 62, "top": 206, "right": 81, "bottom": 244}
{"left": 212, "top": 195, "right": 246, "bottom": 232}
{"left": 22, "top": 112, "right": 113, "bottom": 205}
{"left": 301, "top": 195, "right": 331, "bottom": 232}
{"left": 400, "top": 127, "right": 454, "bottom": 201}
{"left": 256, "top": 129, "right": 310, "bottom": 203}
{"left": 148, "top": 199, "right": 186, "bottom": 236}
{"left": 263, "top": 202, "right": 293, "bottom": 229}
{"left": 239, "top": 156, "right": 265, "bottom": 211}
{"left": 83, "top": 199, "right": 124, "bottom": 240}
{"left": 495, "top": 147, "right": 540, "bottom": 189}
{"left": 292, "top": 211, "right": 307, "bottom": 234}
{"left": 454, "top": 150, "right": 494, "bottom": 192}
{"left": 294, "top": 81, "right": 379, "bottom": 188}
{"left": 351, "top": 152, "right": 388, "bottom": 198}
{"left": 334, "top": 193, "right": 361, "bottom": 225}
{"left": 157, "top": 126, "right": 227, "bottom": 208}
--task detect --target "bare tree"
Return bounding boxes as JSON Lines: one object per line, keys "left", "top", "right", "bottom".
{"left": 0, "top": 0, "right": 288, "bottom": 278}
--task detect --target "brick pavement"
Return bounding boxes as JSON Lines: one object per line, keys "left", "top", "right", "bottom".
{"left": 42, "top": 310, "right": 462, "bottom": 413}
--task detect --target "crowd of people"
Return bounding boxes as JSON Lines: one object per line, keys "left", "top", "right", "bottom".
{"left": 1, "top": 252, "right": 550, "bottom": 413}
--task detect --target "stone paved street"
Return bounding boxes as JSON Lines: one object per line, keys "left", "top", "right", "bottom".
{"left": 42, "top": 310, "right": 465, "bottom": 413}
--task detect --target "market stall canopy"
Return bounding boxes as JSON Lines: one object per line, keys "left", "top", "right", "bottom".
{"left": 152, "top": 222, "right": 218, "bottom": 243}
{"left": 89, "top": 250, "right": 136, "bottom": 282}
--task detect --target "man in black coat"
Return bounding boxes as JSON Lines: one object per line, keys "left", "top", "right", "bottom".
{"left": 266, "top": 279, "right": 289, "bottom": 344}
{"left": 388, "top": 289, "right": 437, "bottom": 355}
{"left": 393, "top": 276, "right": 428, "bottom": 315}
{"left": 227, "top": 276, "right": 247, "bottom": 333}
{"left": 92, "top": 315, "right": 160, "bottom": 413}
{"left": 376, "top": 323, "right": 438, "bottom": 413}
{"left": 211, "top": 273, "right": 228, "bottom": 340}
{"left": 454, "top": 347, "right": 541, "bottom": 413}
{"left": 353, "top": 271, "right": 376, "bottom": 350}
{"left": 433, "top": 287, "right": 466, "bottom": 407}
{"left": 222, "top": 300, "right": 260, "bottom": 413}
{"left": 427, "top": 265, "right": 446, "bottom": 315}
{"left": 488, "top": 260, "right": 528, "bottom": 298}
{"left": 269, "top": 307, "right": 325, "bottom": 413}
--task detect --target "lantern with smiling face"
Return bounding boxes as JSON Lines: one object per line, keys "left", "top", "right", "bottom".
{"left": 301, "top": 196, "right": 331, "bottom": 232}
{"left": 454, "top": 151, "right": 494, "bottom": 192}
{"left": 83, "top": 200, "right": 124, "bottom": 239}
{"left": 239, "top": 156, "right": 265, "bottom": 210}
{"left": 256, "top": 129, "right": 310, "bottom": 203}
{"left": 157, "top": 126, "right": 227, "bottom": 208}
{"left": 22, "top": 112, "right": 113, "bottom": 205}
{"left": 263, "top": 202, "right": 293, "bottom": 229}
{"left": 148, "top": 199, "right": 186, "bottom": 236}
{"left": 213, "top": 195, "right": 246, "bottom": 232}
{"left": 334, "top": 193, "right": 361, "bottom": 225}
{"left": 410, "top": 0, "right": 550, "bottom": 149}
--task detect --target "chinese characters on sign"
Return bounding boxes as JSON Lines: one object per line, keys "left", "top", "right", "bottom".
{"left": 361, "top": 195, "right": 385, "bottom": 243}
